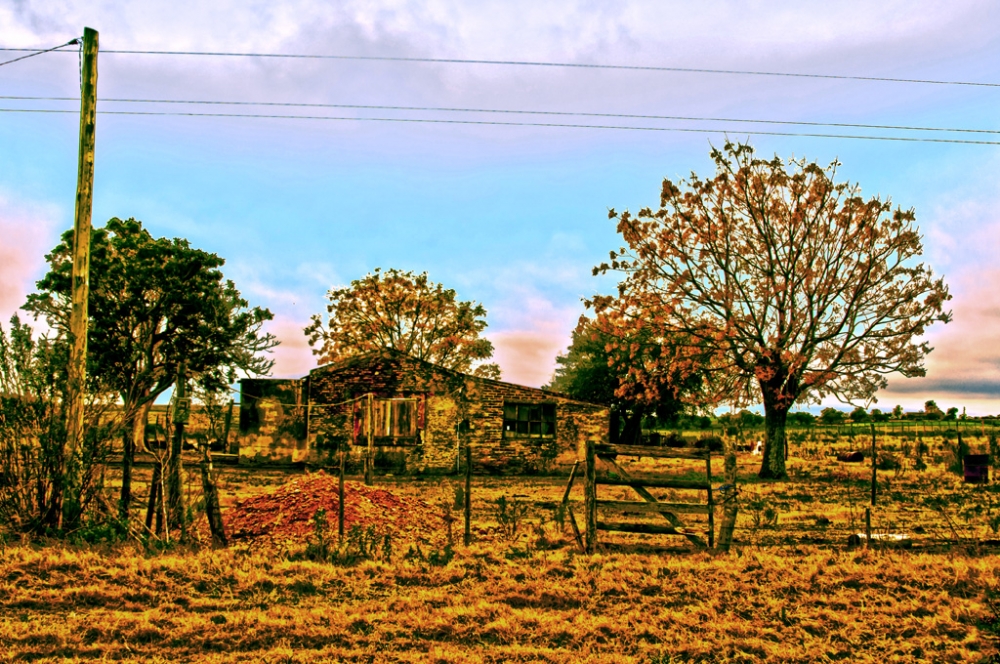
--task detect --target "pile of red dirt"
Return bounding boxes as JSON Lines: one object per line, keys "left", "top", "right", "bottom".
{"left": 224, "top": 473, "right": 448, "bottom": 546}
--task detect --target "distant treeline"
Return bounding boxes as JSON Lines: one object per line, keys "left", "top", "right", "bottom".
{"left": 647, "top": 407, "right": 999, "bottom": 434}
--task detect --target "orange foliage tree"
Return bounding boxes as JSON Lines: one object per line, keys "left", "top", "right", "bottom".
{"left": 591, "top": 142, "right": 951, "bottom": 479}
{"left": 305, "top": 268, "right": 501, "bottom": 379}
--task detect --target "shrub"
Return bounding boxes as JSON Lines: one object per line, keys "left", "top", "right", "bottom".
{"left": 694, "top": 435, "right": 724, "bottom": 452}
{"left": 493, "top": 495, "right": 529, "bottom": 542}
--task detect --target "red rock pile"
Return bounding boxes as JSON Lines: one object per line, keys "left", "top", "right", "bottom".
{"left": 224, "top": 472, "right": 448, "bottom": 547}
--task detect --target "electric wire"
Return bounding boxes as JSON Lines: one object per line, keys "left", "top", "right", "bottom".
{"left": 0, "top": 38, "right": 79, "bottom": 68}
{"left": 2, "top": 107, "right": 999, "bottom": 145}
{"left": 2, "top": 95, "right": 997, "bottom": 136}
{"left": 1, "top": 46, "right": 997, "bottom": 88}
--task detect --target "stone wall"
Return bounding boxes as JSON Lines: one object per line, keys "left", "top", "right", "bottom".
{"left": 237, "top": 378, "right": 307, "bottom": 464}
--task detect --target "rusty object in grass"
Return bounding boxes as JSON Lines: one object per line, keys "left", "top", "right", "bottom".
{"left": 837, "top": 451, "right": 865, "bottom": 463}
{"left": 964, "top": 454, "right": 989, "bottom": 484}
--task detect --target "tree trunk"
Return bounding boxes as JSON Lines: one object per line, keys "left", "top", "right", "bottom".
{"left": 200, "top": 443, "right": 227, "bottom": 547}
{"left": 167, "top": 419, "right": 185, "bottom": 532}
{"left": 620, "top": 405, "right": 646, "bottom": 445}
{"left": 758, "top": 395, "right": 789, "bottom": 480}
{"left": 144, "top": 459, "right": 161, "bottom": 533}
{"left": 167, "top": 366, "right": 187, "bottom": 534}
{"left": 119, "top": 402, "right": 150, "bottom": 523}
{"left": 119, "top": 422, "right": 133, "bottom": 522}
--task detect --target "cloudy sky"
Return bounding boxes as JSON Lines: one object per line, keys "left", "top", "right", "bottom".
{"left": 2, "top": 1, "right": 999, "bottom": 414}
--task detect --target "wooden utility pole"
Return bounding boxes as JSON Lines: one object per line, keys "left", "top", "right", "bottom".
{"left": 61, "top": 26, "right": 98, "bottom": 529}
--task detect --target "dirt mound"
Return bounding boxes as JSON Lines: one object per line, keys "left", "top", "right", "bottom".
{"left": 225, "top": 473, "right": 446, "bottom": 546}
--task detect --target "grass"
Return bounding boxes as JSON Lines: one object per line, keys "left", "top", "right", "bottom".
{"left": 2, "top": 432, "right": 999, "bottom": 662}
{"left": 1, "top": 541, "right": 996, "bottom": 662}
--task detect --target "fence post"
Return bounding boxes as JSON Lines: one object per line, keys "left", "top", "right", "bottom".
{"left": 365, "top": 392, "right": 374, "bottom": 486}
{"left": 464, "top": 444, "right": 472, "bottom": 546}
{"left": 338, "top": 444, "right": 346, "bottom": 544}
{"left": 584, "top": 439, "right": 597, "bottom": 553}
{"left": 717, "top": 442, "right": 738, "bottom": 551}
{"left": 870, "top": 422, "right": 877, "bottom": 507}
{"left": 705, "top": 450, "right": 715, "bottom": 549}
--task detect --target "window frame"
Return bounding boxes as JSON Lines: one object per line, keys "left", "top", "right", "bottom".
{"left": 502, "top": 402, "right": 556, "bottom": 439}
{"left": 354, "top": 397, "right": 422, "bottom": 446}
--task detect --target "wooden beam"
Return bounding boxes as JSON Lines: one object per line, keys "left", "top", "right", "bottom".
{"left": 597, "top": 521, "right": 706, "bottom": 536}
{"left": 597, "top": 477, "right": 711, "bottom": 491}
{"left": 565, "top": 504, "right": 585, "bottom": 552}
{"left": 595, "top": 443, "right": 710, "bottom": 460}
{"left": 597, "top": 500, "right": 711, "bottom": 515}
{"left": 560, "top": 460, "right": 579, "bottom": 505}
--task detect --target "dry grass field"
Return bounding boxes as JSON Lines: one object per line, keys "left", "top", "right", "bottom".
{"left": 2, "top": 429, "right": 999, "bottom": 662}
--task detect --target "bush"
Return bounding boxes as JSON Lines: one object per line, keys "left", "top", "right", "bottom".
{"left": 694, "top": 435, "right": 724, "bottom": 452}
{"left": 493, "top": 495, "right": 529, "bottom": 542}
{"left": 662, "top": 432, "right": 685, "bottom": 448}
{"left": 876, "top": 453, "right": 902, "bottom": 471}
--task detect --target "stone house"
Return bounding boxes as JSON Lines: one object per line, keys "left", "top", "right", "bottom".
{"left": 237, "top": 349, "right": 609, "bottom": 473}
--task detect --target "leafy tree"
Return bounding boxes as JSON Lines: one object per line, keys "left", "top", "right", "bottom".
{"left": 850, "top": 406, "right": 870, "bottom": 423}
{"left": 24, "top": 217, "right": 277, "bottom": 522}
{"left": 546, "top": 315, "right": 700, "bottom": 443}
{"left": 738, "top": 409, "right": 765, "bottom": 428}
{"left": 870, "top": 408, "right": 890, "bottom": 423}
{"left": 305, "top": 268, "right": 500, "bottom": 379}
{"left": 945, "top": 406, "right": 959, "bottom": 421}
{"left": 924, "top": 400, "right": 944, "bottom": 421}
{"left": 591, "top": 142, "right": 951, "bottom": 478}
{"left": 820, "top": 408, "right": 845, "bottom": 425}
{"left": 787, "top": 411, "right": 816, "bottom": 427}
{"left": 892, "top": 404, "right": 904, "bottom": 419}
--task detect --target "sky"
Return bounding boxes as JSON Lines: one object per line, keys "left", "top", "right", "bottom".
{"left": 2, "top": 1, "right": 999, "bottom": 414}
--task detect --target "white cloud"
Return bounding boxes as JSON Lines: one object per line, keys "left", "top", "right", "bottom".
{"left": 262, "top": 313, "right": 317, "bottom": 378}
{"left": 0, "top": 191, "right": 61, "bottom": 323}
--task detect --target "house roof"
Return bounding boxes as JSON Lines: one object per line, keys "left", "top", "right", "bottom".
{"left": 307, "top": 347, "right": 605, "bottom": 408}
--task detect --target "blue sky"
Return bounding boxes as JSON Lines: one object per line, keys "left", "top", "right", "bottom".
{"left": 2, "top": 1, "right": 1000, "bottom": 414}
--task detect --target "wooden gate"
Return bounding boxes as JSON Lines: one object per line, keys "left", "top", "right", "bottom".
{"left": 581, "top": 440, "right": 718, "bottom": 552}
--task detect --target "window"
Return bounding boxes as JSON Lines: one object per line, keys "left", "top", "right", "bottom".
{"left": 503, "top": 402, "right": 556, "bottom": 438}
{"left": 353, "top": 398, "right": 421, "bottom": 445}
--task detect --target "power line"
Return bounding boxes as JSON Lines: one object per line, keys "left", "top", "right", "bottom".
{"left": 3, "top": 107, "right": 1000, "bottom": 145}
{"left": 3, "top": 95, "right": 997, "bottom": 136}
{"left": 0, "top": 38, "right": 79, "bottom": 68}
{"left": 1, "top": 46, "right": 996, "bottom": 88}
